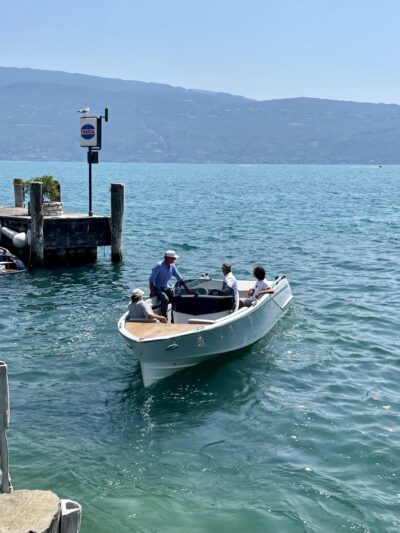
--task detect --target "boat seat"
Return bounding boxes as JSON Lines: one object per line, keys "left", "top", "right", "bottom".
{"left": 174, "top": 293, "right": 234, "bottom": 316}
{"left": 194, "top": 287, "right": 208, "bottom": 295}
{"left": 188, "top": 318, "right": 216, "bottom": 325}
{"left": 229, "top": 297, "right": 241, "bottom": 313}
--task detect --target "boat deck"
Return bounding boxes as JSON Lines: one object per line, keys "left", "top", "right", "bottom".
{"left": 124, "top": 322, "right": 204, "bottom": 340}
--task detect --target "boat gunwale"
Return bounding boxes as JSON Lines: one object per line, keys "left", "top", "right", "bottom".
{"left": 118, "top": 277, "right": 291, "bottom": 344}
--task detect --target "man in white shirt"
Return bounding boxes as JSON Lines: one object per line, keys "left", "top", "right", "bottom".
{"left": 221, "top": 261, "right": 238, "bottom": 302}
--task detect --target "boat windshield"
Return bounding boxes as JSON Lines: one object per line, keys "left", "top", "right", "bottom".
{"left": 174, "top": 279, "right": 235, "bottom": 316}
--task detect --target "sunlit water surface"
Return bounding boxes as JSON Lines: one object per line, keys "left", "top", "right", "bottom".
{"left": 1, "top": 163, "right": 399, "bottom": 532}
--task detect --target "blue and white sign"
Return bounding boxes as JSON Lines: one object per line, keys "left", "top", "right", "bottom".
{"left": 80, "top": 116, "right": 101, "bottom": 148}
{"left": 81, "top": 124, "right": 95, "bottom": 139}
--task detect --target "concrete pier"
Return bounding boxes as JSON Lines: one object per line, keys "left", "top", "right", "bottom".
{"left": 0, "top": 206, "right": 111, "bottom": 266}
{"left": 0, "top": 490, "right": 61, "bottom": 533}
{"left": 0, "top": 178, "right": 124, "bottom": 267}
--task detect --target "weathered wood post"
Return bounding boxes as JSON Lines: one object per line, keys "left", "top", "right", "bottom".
{"left": 111, "top": 183, "right": 124, "bottom": 263}
{"left": 29, "top": 182, "right": 44, "bottom": 267}
{"left": 0, "top": 361, "right": 11, "bottom": 494}
{"left": 13, "top": 178, "right": 24, "bottom": 208}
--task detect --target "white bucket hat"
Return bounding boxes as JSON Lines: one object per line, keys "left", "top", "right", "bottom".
{"left": 131, "top": 288, "right": 145, "bottom": 298}
{"left": 164, "top": 250, "right": 179, "bottom": 259}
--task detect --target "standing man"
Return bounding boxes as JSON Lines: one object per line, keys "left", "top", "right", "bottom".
{"left": 149, "top": 250, "right": 190, "bottom": 319}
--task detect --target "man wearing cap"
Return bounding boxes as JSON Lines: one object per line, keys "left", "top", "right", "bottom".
{"left": 149, "top": 250, "right": 191, "bottom": 319}
{"left": 127, "top": 288, "right": 167, "bottom": 323}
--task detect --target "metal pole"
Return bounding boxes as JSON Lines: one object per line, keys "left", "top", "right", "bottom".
{"left": 88, "top": 147, "right": 93, "bottom": 216}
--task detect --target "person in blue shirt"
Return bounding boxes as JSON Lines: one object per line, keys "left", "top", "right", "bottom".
{"left": 149, "top": 250, "right": 191, "bottom": 319}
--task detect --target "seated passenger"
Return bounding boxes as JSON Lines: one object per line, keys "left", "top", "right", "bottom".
{"left": 221, "top": 261, "right": 239, "bottom": 306}
{"left": 239, "top": 266, "right": 274, "bottom": 308}
{"left": 127, "top": 288, "right": 167, "bottom": 323}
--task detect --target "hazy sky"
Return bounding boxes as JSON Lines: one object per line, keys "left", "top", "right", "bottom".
{"left": 2, "top": 0, "right": 399, "bottom": 103}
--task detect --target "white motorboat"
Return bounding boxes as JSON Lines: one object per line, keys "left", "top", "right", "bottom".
{"left": 118, "top": 274, "right": 293, "bottom": 387}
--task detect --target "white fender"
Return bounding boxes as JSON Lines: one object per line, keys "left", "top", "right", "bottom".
{"left": 60, "top": 499, "right": 82, "bottom": 533}
{"left": 12, "top": 232, "right": 28, "bottom": 248}
{"left": 0, "top": 226, "right": 29, "bottom": 248}
{"left": 1, "top": 227, "right": 17, "bottom": 241}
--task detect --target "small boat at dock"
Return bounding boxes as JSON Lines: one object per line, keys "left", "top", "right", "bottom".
{"left": 0, "top": 247, "right": 26, "bottom": 275}
{"left": 118, "top": 273, "right": 293, "bottom": 387}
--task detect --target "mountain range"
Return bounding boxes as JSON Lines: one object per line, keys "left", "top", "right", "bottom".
{"left": 0, "top": 66, "right": 399, "bottom": 164}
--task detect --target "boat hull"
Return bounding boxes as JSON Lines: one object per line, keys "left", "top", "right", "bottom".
{"left": 119, "top": 277, "right": 293, "bottom": 387}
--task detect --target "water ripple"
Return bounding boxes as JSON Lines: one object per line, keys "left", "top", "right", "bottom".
{"left": 1, "top": 163, "right": 400, "bottom": 532}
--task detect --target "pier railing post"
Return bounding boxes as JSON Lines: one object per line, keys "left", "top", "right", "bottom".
{"left": 30, "top": 182, "right": 44, "bottom": 267}
{"left": 0, "top": 361, "right": 11, "bottom": 494}
{"left": 13, "top": 178, "right": 24, "bottom": 208}
{"left": 110, "top": 183, "right": 124, "bottom": 263}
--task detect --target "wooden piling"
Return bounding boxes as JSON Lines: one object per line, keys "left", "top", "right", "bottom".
{"left": 29, "top": 182, "right": 44, "bottom": 267}
{"left": 13, "top": 178, "right": 24, "bottom": 208}
{"left": 110, "top": 183, "right": 124, "bottom": 263}
{"left": 0, "top": 362, "right": 11, "bottom": 495}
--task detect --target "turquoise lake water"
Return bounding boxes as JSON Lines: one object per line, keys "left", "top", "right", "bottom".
{"left": 0, "top": 163, "right": 399, "bottom": 532}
